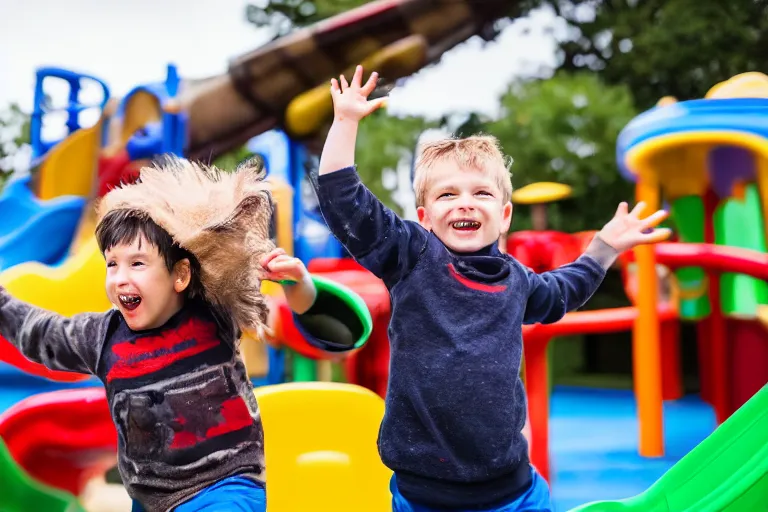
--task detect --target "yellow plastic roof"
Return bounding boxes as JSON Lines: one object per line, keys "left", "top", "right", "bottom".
{"left": 511, "top": 182, "right": 573, "bottom": 204}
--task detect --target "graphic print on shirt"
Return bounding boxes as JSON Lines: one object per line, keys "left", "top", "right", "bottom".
{"left": 105, "top": 316, "right": 221, "bottom": 383}
{"left": 104, "top": 314, "right": 259, "bottom": 464}
{"left": 114, "top": 365, "right": 256, "bottom": 464}
{"left": 447, "top": 255, "right": 510, "bottom": 293}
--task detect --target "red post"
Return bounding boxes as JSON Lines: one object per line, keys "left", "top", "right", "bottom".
{"left": 523, "top": 332, "right": 552, "bottom": 482}
{"left": 697, "top": 320, "right": 713, "bottom": 404}
{"left": 660, "top": 318, "right": 683, "bottom": 400}
{"left": 707, "top": 270, "right": 730, "bottom": 424}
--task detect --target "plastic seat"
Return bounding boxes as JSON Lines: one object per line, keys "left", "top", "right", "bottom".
{"left": 254, "top": 382, "right": 392, "bottom": 511}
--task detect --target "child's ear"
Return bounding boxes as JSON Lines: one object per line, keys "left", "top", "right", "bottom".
{"left": 501, "top": 202, "right": 513, "bottom": 233}
{"left": 417, "top": 206, "right": 432, "bottom": 231}
{"left": 173, "top": 258, "right": 192, "bottom": 293}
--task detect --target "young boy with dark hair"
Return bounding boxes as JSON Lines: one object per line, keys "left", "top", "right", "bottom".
{"left": 314, "top": 66, "right": 671, "bottom": 511}
{"left": 0, "top": 158, "right": 352, "bottom": 512}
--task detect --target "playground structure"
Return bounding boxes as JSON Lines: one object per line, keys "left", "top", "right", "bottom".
{"left": 502, "top": 73, "right": 768, "bottom": 508}
{"left": 0, "top": 0, "right": 766, "bottom": 507}
{"left": 618, "top": 72, "right": 768, "bottom": 456}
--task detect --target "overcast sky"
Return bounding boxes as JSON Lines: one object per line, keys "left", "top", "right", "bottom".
{"left": 1, "top": 0, "right": 567, "bottom": 120}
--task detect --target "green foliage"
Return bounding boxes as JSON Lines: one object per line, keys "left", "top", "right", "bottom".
{"left": 539, "top": 0, "right": 768, "bottom": 109}
{"left": 485, "top": 72, "right": 638, "bottom": 233}
{"left": 246, "top": 0, "right": 369, "bottom": 36}
{"left": 355, "top": 109, "right": 437, "bottom": 214}
{"left": 212, "top": 145, "right": 258, "bottom": 172}
{"left": 0, "top": 103, "right": 31, "bottom": 189}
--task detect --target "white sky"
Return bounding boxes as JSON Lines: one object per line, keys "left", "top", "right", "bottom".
{"left": 0, "top": 0, "right": 566, "bottom": 120}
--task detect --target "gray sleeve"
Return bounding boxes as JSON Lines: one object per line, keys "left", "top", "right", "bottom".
{"left": 582, "top": 234, "right": 620, "bottom": 270}
{"left": 0, "top": 286, "right": 112, "bottom": 375}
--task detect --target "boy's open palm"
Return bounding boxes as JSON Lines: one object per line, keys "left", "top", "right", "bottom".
{"left": 598, "top": 201, "right": 672, "bottom": 252}
{"left": 331, "top": 65, "right": 387, "bottom": 122}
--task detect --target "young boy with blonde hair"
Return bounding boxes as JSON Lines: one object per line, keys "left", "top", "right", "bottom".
{"left": 314, "top": 66, "right": 671, "bottom": 511}
{"left": 0, "top": 157, "right": 352, "bottom": 512}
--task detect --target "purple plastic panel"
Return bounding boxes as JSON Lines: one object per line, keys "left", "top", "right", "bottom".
{"left": 708, "top": 146, "right": 756, "bottom": 198}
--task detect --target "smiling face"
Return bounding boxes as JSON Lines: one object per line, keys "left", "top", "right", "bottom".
{"left": 104, "top": 236, "right": 191, "bottom": 331}
{"left": 417, "top": 161, "right": 513, "bottom": 253}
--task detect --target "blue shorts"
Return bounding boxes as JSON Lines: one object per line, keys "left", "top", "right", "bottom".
{"left": 391, "top": 466, "right": 552, "bottom": 512}
{"left": 131, "top": 475, "right": 266, "bottom": 512}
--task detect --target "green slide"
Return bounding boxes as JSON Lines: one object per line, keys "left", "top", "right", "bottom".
{"left": 0, "top": 437, "right": 85, "bottom": 512}
{"left": 568, "top": 385, "right": 768, "bottom": 511}
{"left": 714, "top": 184, "right": 768, "bottom": 316}
{"left": 670, "top": 195, "right": 711, "bottom": 320}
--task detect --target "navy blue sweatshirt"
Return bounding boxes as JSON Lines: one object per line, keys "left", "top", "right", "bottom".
{"left": 315, "top": 167, "right": 617, "bottom": 509}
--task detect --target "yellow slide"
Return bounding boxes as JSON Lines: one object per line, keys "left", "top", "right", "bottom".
{"left": 35, "top": 118, "right": 102, "bottom": 201}
{"left": 0, "top": 106, "right": 114, "bottom": 313}
{"left": 32, "top": 110, "right": 106, "bottom": 260}
{"left": 0, "top": 236, "right": 110, "bottom": 316}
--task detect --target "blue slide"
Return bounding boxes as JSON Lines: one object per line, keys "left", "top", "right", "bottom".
{"left": 0, "top": 176, "right": 85, "bottom": 272}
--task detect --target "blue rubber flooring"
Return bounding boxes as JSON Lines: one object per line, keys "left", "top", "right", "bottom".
{"left": 549, "top": 386, "right": 716, "bottom": 511}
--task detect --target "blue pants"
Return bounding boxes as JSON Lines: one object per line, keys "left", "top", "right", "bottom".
{"left": 391, "top": 466, "right": 552, "bottom": 512}
{"left": 131, "top": 476, "right": 266, "bottom": 512}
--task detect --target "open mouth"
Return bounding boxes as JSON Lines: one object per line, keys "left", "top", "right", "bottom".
{"left": 118, "top": 294, "right": 142, "bottom": 311}
{"left": 452, "top": 220, "right": 481, "bottom": 231}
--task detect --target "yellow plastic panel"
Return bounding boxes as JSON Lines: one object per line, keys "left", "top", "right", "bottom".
{"left": 254, "top": 382, "right": 392, "bottom": 511}
{"left": 37, "top": 123, "right": 101, "bottom": 200}
{"left": 0, "top": 236, "right": 111, "bottom": 316}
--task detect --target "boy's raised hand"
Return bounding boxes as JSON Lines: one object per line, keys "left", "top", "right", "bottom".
{"left": 260, "top": 248, "right": 309, "bottom": 284}
{"left": 331, "top": 65, "right": 387, "bottom": 122}
{"left": 598, "top": 201, "right": 672, "bottom": 253}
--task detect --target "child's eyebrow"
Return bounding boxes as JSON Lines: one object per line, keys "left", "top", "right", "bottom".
{"left": 123, "top": 249, "right": 150, "bottom": 259}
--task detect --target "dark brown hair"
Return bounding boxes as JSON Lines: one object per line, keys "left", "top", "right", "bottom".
{"left": 95, "top": 209, "right": 203, "bottom": 298}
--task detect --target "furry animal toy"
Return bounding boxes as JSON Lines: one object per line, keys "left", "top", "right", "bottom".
{"left": 96, "top": 156, "right": 276, "bottom": 336}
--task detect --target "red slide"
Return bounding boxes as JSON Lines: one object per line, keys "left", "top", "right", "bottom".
{"left": 0, "top": 335, "right": 90, "bottom": 382}
{"left": 0, "top": 388, "right": 116, "bottom": 496}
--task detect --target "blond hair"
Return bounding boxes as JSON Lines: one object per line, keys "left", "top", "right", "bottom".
{"left": 413, "top": 134, "right": 513, "bottom": 207}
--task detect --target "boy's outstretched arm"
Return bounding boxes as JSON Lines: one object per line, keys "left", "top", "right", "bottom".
{"left": 523, "top": 201, "right": 671, "bottom": 324}
{"left": 314, "top": 66, "right": 425, "bottom": 284}
{"left": 0, "top": 287, "right": 109, "bottom": 374}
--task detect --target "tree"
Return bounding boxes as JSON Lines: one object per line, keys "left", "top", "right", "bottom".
{"left": 246, "top": 0, "right": 369, "bottom": 37}
{"left": 355, "top": 109, "right": 437, "bottom": 214}
{"left": 212, "top": 145, "right": 259, "bottom": 172}
{"left": 484, "top": 71, "right": 638, "bottom": 233}
{"left": 540, "top": 0, "right": 768, "bottom": 109}
{"left": 0, "top": 103, "right": 31, "bottom": 189}
{"left": 248, "top": 0, "right": 768, "bottom": 109}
